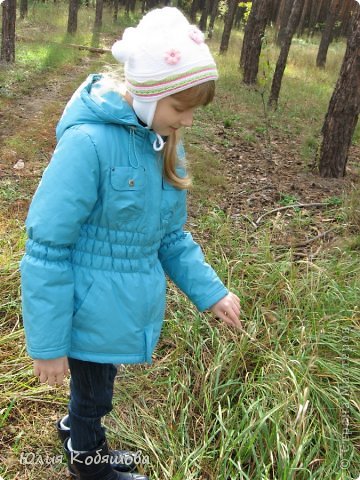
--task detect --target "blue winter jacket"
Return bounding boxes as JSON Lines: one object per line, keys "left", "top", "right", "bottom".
{"left": 20, "top": 73, "right": 229, "bottom": 364}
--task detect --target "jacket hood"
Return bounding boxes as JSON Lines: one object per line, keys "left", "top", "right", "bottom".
{"left": 56, "top": 74, "right": 141, "bottom": 141}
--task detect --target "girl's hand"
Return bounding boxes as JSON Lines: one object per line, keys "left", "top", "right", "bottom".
{"left": 209, "top": 292, "right": 242, "bottom": 330}
{"left": 33, "top": 356, "right": 69, "bottom": 386}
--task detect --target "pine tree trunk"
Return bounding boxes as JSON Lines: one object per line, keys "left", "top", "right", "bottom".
{"left": 270, "top": 0, "right": 281, "bottom": 24}
{"left": 234, "top": 5, "right": 246, "bottom": 29}
{"left": 219, "top": 0, "right": 238, "bottom": 54}
{"left": 297, "top": 0, "right": 311, "bottom": 36}
{"left": 199, "top": 0, "right": 211, "bottom": 31}
{"left": 275, "top": 0, "right": 286, "bottom": 29}
{"left": 67, "top": 0, "right": 79, "bottom": 34}
{"left": 319, "top": 5, "right": 360, "bottom": 178}
{"left": 241, "top": 0, "right": 271, "bottom": 84}
{"left": 190, "top": 0, "right": 199, "bottom": 23}
{"left": 277, "top": 0, "right": 293, "bottom": 46}
{"left": 20, "top": 0, "right": 28, "bottom": 19}
{"left": 208, "top": 0, "right": 219, "bottom": 38}
{"left": 113, "top": 0, "right": 119, "bottom": 22}
{"left": 94, "top": 0, "right": 103, "bottom": 28}
{"left": 1, "top": 0, "right": 16, "bottom": 63}
{"left": 269, "top": 0, "right": 304, "bottom": 106}
{"left": 316, "top": 0, "right": 341, "bottom": 67}
{"left": 308, "top": 0, "right": 323, "bottom": 37}
{"left": 339, "top": 0, "right": 353, "bottom": 38}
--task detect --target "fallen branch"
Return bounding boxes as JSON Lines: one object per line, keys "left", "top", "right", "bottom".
{"left": 48, "top": 41, "right": 111, "bottom": 54}
{"left": 255, "top": 202, "right": 329, "bottom": 226}
{"left": 293, "top": 227, "right": 338, "bottom": 248}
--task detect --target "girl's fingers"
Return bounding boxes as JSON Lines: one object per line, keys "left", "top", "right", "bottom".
{"left": 39, "top": 371, "right": 48, "bottom": 384}
{"left": 230, "top": 292, "right": 240, "bottom": 308}
{"left": 222, "top": 306, "right": 242, "bottom": 330}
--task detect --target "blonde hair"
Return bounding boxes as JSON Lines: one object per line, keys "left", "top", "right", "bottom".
{"left": 163, "top": 81, "right": 216, "bottom": 190}
{"left": 97, "top": 71, "right": 215, "bottom": 190}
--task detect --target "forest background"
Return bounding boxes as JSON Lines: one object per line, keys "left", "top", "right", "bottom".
{"left": 0, "top": 0, "right": 359, "bottom": 479}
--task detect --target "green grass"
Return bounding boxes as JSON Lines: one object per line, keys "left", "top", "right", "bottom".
{"left": 1, "top": 4, "right": 360, "bottom": 480}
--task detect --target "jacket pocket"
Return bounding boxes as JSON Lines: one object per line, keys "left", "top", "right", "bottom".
{"left": 73, "top": 272, "right": 95, "bottom": 317}
{"left": 73, "top": 279, "right": 95, "bottom": 319}
{"left": 108, "top": 166, "right": 146, "bottom": 222}
{"left": 161, "top": 177, "right": 180, "bottom": 222}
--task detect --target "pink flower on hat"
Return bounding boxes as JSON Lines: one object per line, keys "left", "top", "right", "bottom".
{"left": 164, "top": 49, "right": 181, "bottom": 65}
{"left": 189, "top": 27, "right": 204, "bottom": 44}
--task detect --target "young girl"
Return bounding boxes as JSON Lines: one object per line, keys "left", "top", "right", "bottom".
{"left": 20, "top": 7, "right": 241, "bottom": 479}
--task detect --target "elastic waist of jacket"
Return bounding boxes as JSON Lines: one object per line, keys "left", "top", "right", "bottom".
{"left": 71, "top": 249, "right": 159, "bottom": 273}
{"left": 79, "top": 223, "right": 162, "bottom": 245}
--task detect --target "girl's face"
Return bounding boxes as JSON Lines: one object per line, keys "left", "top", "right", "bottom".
{"left": 151, "top": 95, "right": 196, "bottom": 136}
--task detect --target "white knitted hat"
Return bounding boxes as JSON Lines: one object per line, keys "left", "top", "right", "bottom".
{"left": 111, "top": 7, "right": 218, "bottom": 128}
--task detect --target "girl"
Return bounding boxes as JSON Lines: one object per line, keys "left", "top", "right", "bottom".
{"left": 20, "top": 7, "right": 241, "bottom": 480}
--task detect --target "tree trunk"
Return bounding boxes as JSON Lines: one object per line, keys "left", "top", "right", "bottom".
{"left": 241, "top": 0, "right": 271, "bottom": 84}
{"left": 208, "top": 0, "right": 219, "bottom": 38}
{"left": 190, "top": 0, "right": 199, "bottom": 23}
{"left": 308, "top": 0, "right": 324, "bottom": 37}
{"left": 67, "top": 0, "right": 79, "bottom": 34}
{"left": 297, "top": 0, "right": 311, "bottom": 36}
{"left": 20, "top": 0, "right": 28, "bottom": 19}
{"left": 316, "top": 0, "right": 341, "bottom": 67}
{"left": 339, "top": 0, "right": 354, "bottom": 38}
{"left": 319, "top": 5, "right": 360, "bottom": 178}
{"left": 1, "top": 0, "right": 16, "bottom": 63}
{"left": 275, "top": 0, "right": 286, "bottom": 29}
{"left": 199, "top": 0, "right": 211, "bottom": 31}
{"left": 219, "top": 0, "right": 238, "bottom": 54}
{"left": 234, "top": 5, "right": 246, "bottom": 29}
{"left": 94, "top": 0, "right": 103, "bottom": 28}
{"left": 113, "top": 0, "right": 119, "bottom": 22}
{"left": 277, "top": 0, "right": 293, "bottom": 46}
{"left": 270, "top": 0, "right": 281, "bottom": 24}
{"left": 268, "top": 0, "right": 305, "bottom": 106}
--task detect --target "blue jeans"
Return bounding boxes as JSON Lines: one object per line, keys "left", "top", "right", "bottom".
{"left": 67, "top": 357, "right": 118, "bottom": 451}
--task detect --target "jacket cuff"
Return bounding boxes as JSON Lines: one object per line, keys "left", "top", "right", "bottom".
{"left": 27, "top": 346, "right": 69, "bottom": 360}
{"left": 195, "top": 285, "right": 229, "bottom": 313}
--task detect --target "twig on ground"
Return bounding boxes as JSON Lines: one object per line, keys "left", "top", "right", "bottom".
{"left": 293, "top": 227, "right": 338, "bottom": 248}
{"left": 49, "top": 42, "right": 111, "bottom": 54}
{"left": 255, "top": 202, "right": 329, "bottom": 226}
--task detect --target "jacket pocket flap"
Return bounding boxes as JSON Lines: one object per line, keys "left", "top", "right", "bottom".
{"left": 110, "top": 166, "right": 146, "bottom": 191}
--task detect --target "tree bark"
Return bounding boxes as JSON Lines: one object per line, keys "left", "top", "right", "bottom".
{"left": 94, "top": 0, "right": 104, "bottom": 28}
{"left": 316, "top": 0, "right": 341, "bottom": 67}
{"left": 113, "top": 0, "right": 119, "bottom": 22}
{"left": 190, "top": 0, "right": 199, "bottom": 23}
{"left": 275, "top": 0, "right": 286, "bottom": 29}
{"left": 308, "top": 0, "right": 324, "bottom": 37}
{"left": 67, "top": 0, "right": 79, "bottom": 34}
{"left": 1, "top": 0, "right": 16, "bottom": 63}
{"left": 339, "top": 0, "right": 354, "bottom": 38}
{"left": 270, "top": 0, "right": 281, "bottom": 24}
{"left": 297, "top": 0, "right": 311, "bottom": 36}
{"left": 219, "top": 0, "right": 238, "bottom": 54}
{"left": 241, "top": 0, "right": 271, "bottom": 84}
{"left": 20, "top": 0, "right": 28, "bottom": 19}
{"left": 208, "top": 0, "right": 219, "bottom": 38}
{"left": 268, "top": 0, "right": 305, "bottom": 106}
{"left": 234, "top": 5, "right": 247, "bottom": 29}
{"left": 277, "top": 0, "right": 293, "bottom": 46}
{"left": 319, "top": 5, "right": 360, "bottom": 178}
{"left": 199, "top": 0, "right": 211, "bottom": 31}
